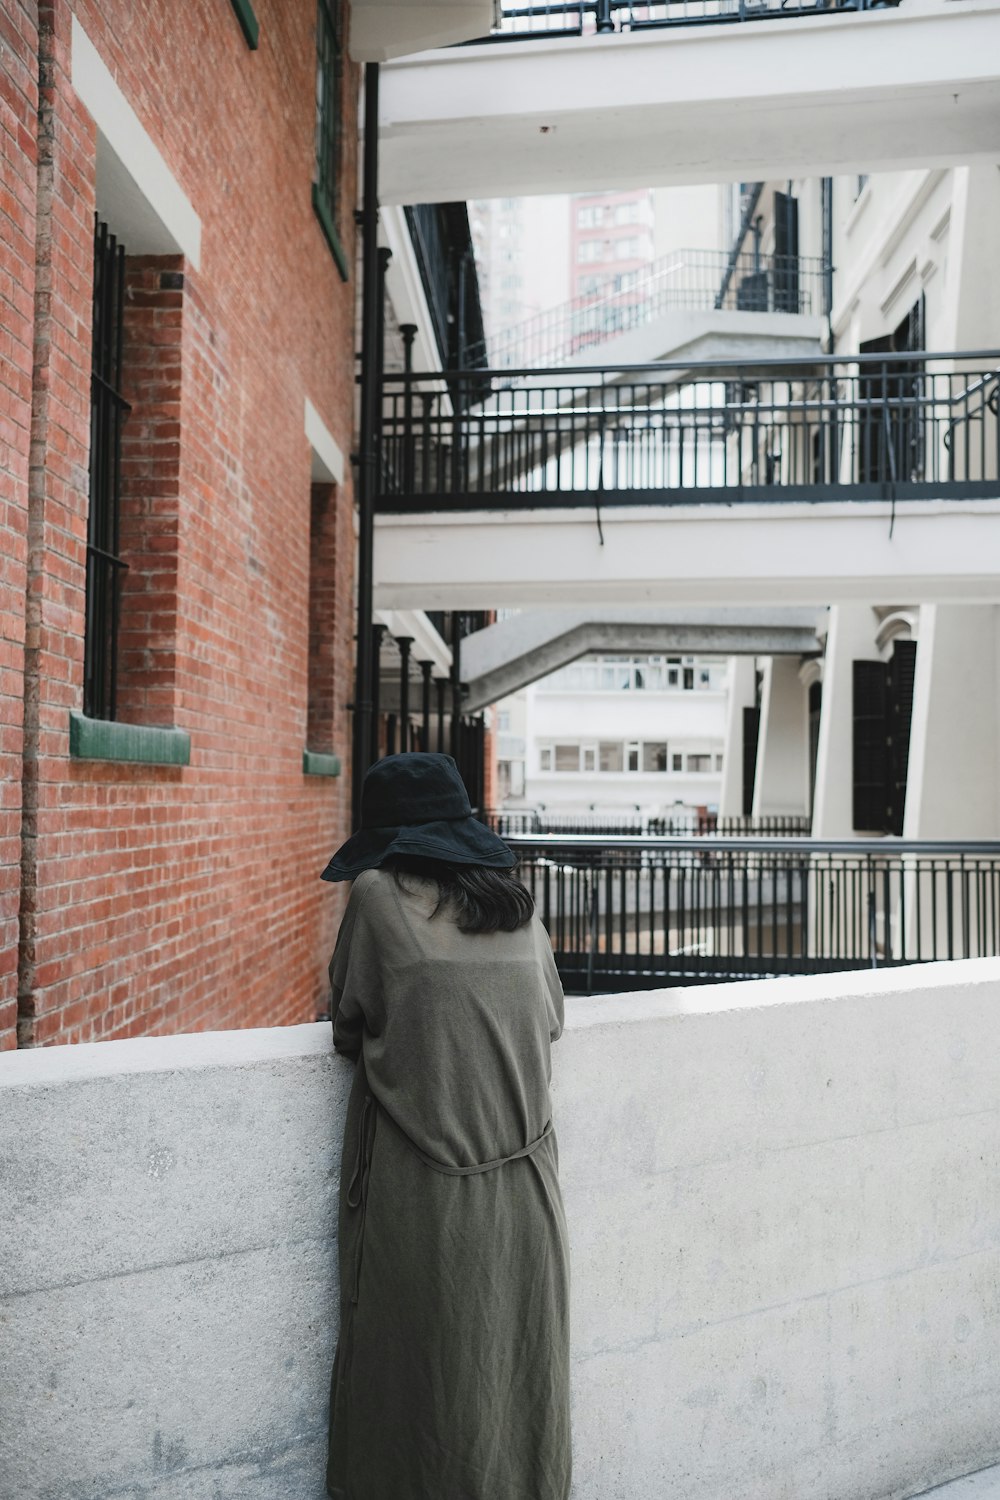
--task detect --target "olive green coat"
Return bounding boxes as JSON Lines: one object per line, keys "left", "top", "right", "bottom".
{"left": 325, "top": 867, "right": 571, "bottom": 1500}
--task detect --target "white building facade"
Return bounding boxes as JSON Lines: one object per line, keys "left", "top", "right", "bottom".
{"left": 497, "top": 654, "right": 728, "bottom": 819}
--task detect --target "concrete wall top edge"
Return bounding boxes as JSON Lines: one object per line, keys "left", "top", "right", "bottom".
{"left": 570, "top": 955, "right": 1000, "bottom": 1030}
{"left": 3, "top": 959, "right": 998, "bottom": 1085}
{"left": 0, "top": 1021, "right": 337, "bottom": 1090}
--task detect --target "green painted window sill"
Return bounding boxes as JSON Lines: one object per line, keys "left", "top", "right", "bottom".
{"left": 69, "top": 712, "right": 191, "bottom": 767}
{"left": 303, "top": 749, "right": 342, "bottom": 778}
{"left": 231, "top": 0, "right": 260, "bottom": 48}
{"left": 312, "top": 184, "right": 349, "bottom": 282}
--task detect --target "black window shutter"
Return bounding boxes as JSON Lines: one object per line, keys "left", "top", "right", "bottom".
{"left": 742, "top": 705, "right": 761, "bottom": 818}
{"left": 886, "top": 640, "right": 917, "bottom": 835}
{"left": 773, "top": 191, "right": 800, "bottom": 313}
{"left": 852, "top": 660, "right": 889, "bottom": 832}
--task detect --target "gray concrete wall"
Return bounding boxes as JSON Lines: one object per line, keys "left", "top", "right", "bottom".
{"left": 3, "top": 960, "right": 1000, "bottom": 1499}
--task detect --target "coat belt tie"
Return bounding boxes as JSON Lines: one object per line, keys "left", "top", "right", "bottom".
{"left": 345, "top": 1090, "right": 554, "bottom": 1303}
{"left": 346, "top": 1091, "right": 377, "bottom": 1305}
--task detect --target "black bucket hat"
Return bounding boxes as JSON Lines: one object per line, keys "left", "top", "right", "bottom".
{"left": 320, "top": 752, "right": 516, "bottom": 883}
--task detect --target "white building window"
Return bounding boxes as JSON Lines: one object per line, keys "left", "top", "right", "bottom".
{"left": 642, "top": 742, "right": 669, "bottom": 772}
{"left": 626, "top": 742, "right": 640, "bottom": 773}
{"left": 599, "top": 741, "right": 623, "bottom": 772}
{"left": 539, "top": 747, "right": 553, "bottom": 771}
{"left": 688, "top": 753, "right": 712, "bottom": 773}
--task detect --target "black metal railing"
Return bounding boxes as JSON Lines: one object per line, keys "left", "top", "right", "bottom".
{"left": 504, "top": 835, "right": 1000, "bottom": 991}
{"left": 487, "top": 810, "right": 811, "bottom": 836}
{"left": 378, "top": 350, "right": 1000, "bottom": 511}
{"left": 473, "top": 0, "right": 896, "bottom": 42}
{"left": 85, "top": 217, "right": 131, "bottom": 721}
{"left": 463, "top": 247, "right": 827, "bottom": 372}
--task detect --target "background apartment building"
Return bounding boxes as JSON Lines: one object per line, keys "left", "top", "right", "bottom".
{"left": 496, "top": 655, "right": 727, "bottom": 820}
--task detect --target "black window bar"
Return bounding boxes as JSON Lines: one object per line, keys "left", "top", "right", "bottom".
{"left": 84, "top": 216, "right": 131, "bottom": 721}
{"left": 314, "top": 0, "right": 345, "bottom": 269}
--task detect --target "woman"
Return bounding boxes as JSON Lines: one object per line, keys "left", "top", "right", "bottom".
{"left": 320, "top": 752, "right": 572, "bottom": 1500}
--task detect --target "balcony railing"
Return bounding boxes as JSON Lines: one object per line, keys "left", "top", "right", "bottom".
{"left": 506, "top": 834, "right": 1000, "bottom": 991}
{"left": 487, "top": 810, "right": 811, "bottom": 836}
{"left": 377, "top": 350, "right": 1000, "bottom": 511}
{"left": 463, "top": 247, "right": 828, "bottom": 372}
{"left": 474, "top": 0, "right": 896, "bottom": 42}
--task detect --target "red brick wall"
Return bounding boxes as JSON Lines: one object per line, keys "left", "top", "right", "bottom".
{"left": 17, "top": 0, "right": 358, "bottom": 1045}
{"left": 0, "top": 2, "right": 39, "bottom": 1051}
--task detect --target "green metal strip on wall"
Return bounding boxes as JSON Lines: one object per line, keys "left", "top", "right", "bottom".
{"left": 312, "top": 184, "right": 350, "bottom": 282}
{"left": 69, "top": 712, "right": 191, "bottom": 767}
{"left": 231, "top": 0, "right": 260, "bottom": 49}
{"left": 303, "top": 749, "right": 342, "bottom": 778}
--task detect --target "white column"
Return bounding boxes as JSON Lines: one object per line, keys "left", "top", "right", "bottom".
{"left": 811, "top": 605, "right": 879, "bottom": 839}
{"left": 751, "top": 656, "right": 810, "bottom": 818}
{"left": 904, "top": 604, "right": 1000, "bottom": 840}
{"left": 719, "top": 656, "right": 756, "bottom": 818}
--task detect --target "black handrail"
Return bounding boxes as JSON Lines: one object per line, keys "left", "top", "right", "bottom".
{"left": 378, "top": 350, "right": 1000, "bottom": 510}
{"left": 502, "top": 835, "right": 1000, "bottom": 990}
{"left": 470, "top": 0, "right": 892, "bottom": 43}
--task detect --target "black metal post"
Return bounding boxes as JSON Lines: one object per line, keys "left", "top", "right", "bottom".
{"left": 370, "top": 622, "right": 386, "bottom": 764}
{"left": 400, "top": 323, "right": 417, "bottom": 495}
{"left": 821, "top": 177, "right": 834, "bottom": 344}
{"left": 450, "top": 612, "right": 463, "bottom": 760}
{"left": 386, "top": 712, "right": 397, "bottom": 757}
{"left": 397, "top": 636, "right": 412, "bottom": 752}
{"left": 352, "top": 62, "right": 381, "bottom": 827}
{"left": 418, "top": 660, "right": 433, "bottom": 751}
{"left": 595, "top": 0, "right": 614, "bottom": 31}
{"left": 436, "top": 675, "right": 447, "bottom": 753}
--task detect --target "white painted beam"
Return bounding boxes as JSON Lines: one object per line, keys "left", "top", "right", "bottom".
{"left": 380, "top": 0, "right": 1000, "bottom": 202}
{"left": 350, "top": 0, "right": 493, "bottom": 62}
{"left": 373, "top": 499, "right": 1000, "bottom": 610}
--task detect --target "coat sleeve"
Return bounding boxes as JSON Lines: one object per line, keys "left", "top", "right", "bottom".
{"left": 328, "top": 873, "right": 380, "bottom": 1060}
{"left": 534, "top": 915, "right": 565, "bottom": 1042}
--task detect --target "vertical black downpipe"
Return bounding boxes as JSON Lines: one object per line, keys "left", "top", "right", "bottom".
{"left": 352, "top": 61, "right": 381, "bottom": 826}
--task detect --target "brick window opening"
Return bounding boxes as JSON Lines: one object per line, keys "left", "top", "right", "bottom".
{"left": 84, "top": 215, "right": 184, "bottom": 727}
{"left": 84, "top": 217, "right": 131, "bottom": 720}
{"left": 313, "top": 0, "right": 348, "bottom": 279}
{"left": 307, "top": 482, "right": 338, "bottom": 753}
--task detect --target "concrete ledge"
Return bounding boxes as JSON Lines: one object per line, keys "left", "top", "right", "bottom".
{"left": 68, "top": 711, "right": 191, "bottom": 766}
{"left": 3, "top": 959, "right": 1000, "bottom": 1498}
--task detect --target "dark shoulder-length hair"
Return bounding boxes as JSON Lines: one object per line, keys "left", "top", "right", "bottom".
{"left": 386, "top": 854, "right": 534, "bottom": 935}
